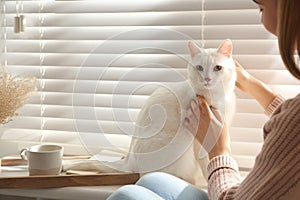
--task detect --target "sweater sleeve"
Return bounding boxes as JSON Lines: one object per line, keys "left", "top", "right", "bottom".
{"left": 207, "top": 94, "right": 300, "bottom": 200}
{"left": 264, "top": 94, "right": 285, "bottom": 117}
{"left": 207, "top": 155, "right": 241, "bottom": 200}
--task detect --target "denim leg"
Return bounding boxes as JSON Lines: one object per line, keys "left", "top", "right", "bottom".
{"left": 136, "top": 172, "right": 209, "bottom": 200}
{"left": 107, "top": 185, "right": 164, "bottom": 200}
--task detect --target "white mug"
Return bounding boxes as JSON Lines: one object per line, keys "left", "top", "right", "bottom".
{"left": 20, "top": 144, "right": 64, "bottom": 176}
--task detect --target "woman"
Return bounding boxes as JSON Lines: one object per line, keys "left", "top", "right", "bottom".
{"left": 107, "top": 0, "right": 300, "bottom": 199}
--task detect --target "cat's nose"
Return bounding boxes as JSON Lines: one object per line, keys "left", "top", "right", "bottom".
{"left": 204, "top": 77, "right": 211, "bottom": 82}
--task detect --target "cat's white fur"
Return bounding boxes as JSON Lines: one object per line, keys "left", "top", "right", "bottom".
{"left": 63, "top": 40, "right": 236, "bottom": 188}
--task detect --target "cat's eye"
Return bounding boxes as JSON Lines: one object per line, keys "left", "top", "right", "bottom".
{"left": 214, "top": 65, "right": 222, "bottom": 71}
{"left": 196, "top": 65, "right": 203, "bottom": 71}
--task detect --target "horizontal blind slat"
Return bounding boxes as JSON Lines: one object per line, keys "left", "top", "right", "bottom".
{"left": 4, "top": 0, "right": 258, "bottom": 13}
{"left": 231, "top": 142, "right": 262, "bottom": 156}
{"left": 6, "top": 27, "right": 203, "bottom": 40}
{"left": 230, "top": 127, "right": 263, "bottom": 143}
{"left": 6, "top": 40, "right": 280, "bottom": 54}
{"left": 27, "top": 93, "right": 148, "bottom": 108}
{"left": 5, "top": 55, "right": 287, "bottom": 70}
{"left": 231, "top": 113, "right": 268, "bottom": 128}
{"left": 2, "top": 117, "right": 136, "bottom": 134}
{"left": 232, "top": 155, "right": 255, "bottom": 171}
{"left": 5, "top": 12, "right": 204, "bottom": 26}
{"left": 24, "top": 97, "right": 267, "bottom": 115}
{"left": 6, "top": 25, "right": 274, "bottom": 40}
{"left": 5, "top": 0, "right": 203, "bottom": 13}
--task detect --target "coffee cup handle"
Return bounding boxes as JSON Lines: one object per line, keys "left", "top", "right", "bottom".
{"left": 20, "top": 148, "right": 29, "bottom": 160}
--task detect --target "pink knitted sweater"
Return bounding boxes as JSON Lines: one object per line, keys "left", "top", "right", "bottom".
{"left": 207, "top": 94, "right": 300, "bottom": 200}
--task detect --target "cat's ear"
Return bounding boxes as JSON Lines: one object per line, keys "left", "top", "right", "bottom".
{"left": 188, "top": 41, "right": 202, "bottom": 58}
{"left": 217, "top": 39, "right": 233, "bottom": 58}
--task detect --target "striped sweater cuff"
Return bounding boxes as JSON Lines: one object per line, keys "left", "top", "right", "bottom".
{"left": 264, "top": 94, "right": 285, "bottom": 117}
{"left": 207, "top": 155, "right": 239, "bottom": 180}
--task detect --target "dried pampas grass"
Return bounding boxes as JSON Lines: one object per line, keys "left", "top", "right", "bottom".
{"left": 0, "top": 69, "right": 37, "bottom": 124}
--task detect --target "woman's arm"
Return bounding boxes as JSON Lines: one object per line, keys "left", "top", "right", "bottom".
{"left": 184, "top": 97, "right": 241, "bottom": 199}
{"left": 235, "top": 60, "right": 278, "bottom": 110}
{"left": 235, "top": 60, "right": 285, "bottom": 116}
{"left": 184, "top": 95, "right": 299, "bottom": 200}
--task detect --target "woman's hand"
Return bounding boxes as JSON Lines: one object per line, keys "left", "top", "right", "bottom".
{"left": 235, "top": 60, "right": 278, "bottom": 111}
{"left": 184, "top": 96, "right": 231, "bottom": 160}
{"left": 235, "top": 60, "right": 253, "bottom": 93}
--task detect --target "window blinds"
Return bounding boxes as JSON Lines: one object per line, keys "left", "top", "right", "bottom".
{"left": 0, "top": 0, "right": 299, "bottom": 173}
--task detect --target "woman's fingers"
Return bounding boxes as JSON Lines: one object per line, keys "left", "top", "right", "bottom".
{"left": 184, "top": 96, "right": 230, "bottom": 157}
{"left": 184, "top": 99, "right": 201, "bottom": 134}
{"left": 184, "top": 99, "right": 200, "bottom": 135}
{"left": 197, "top": 96, "right": 213, "bottom": 122}
{"left": 184, "top": 96, "right": 211, "bottom": 143}
{"left": 187, "top": 105, "right": 198, "bottom": 124}
{"left": 184, "top": 117, "right": 196, "bottom": 135}
{"left": 210, "top": 106, "right": 223, "bottom": 123}
{"left": 186, "top": 108, "right": 197, "bottom": 131}
{"left": 190, "top": 99, "right": 199, "bottom": 120}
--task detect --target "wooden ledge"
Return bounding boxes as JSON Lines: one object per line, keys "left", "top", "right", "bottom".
{"left": 0, "top": 157, "right": 139, "bottom": 189}
{"left": 0, "top": 173, "right": 140, "bottom": 189}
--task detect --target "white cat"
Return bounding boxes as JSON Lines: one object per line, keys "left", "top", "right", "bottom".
{"left": 63, "top": 39, "right": 236, "bottom": 188}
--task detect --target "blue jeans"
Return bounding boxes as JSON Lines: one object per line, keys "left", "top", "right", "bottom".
{"left": 107, "top": 172, "right": 209, "bottom": 200}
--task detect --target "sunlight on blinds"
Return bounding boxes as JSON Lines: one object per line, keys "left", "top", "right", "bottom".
{"left": 0, "top": 0, "right": 299, "bottom": 173}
